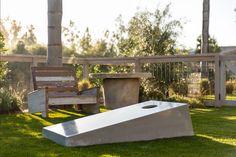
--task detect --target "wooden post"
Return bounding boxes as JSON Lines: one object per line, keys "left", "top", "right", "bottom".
{"left": 201, "top": 0, "right": 210, "bottom": 78}
{"left": 83, "top": 64, "right": 89, "bottom": 80}
{"left": 220, "top": 60, "right": 226, "bottom": 105}
{"left": 47, "top": 0, "right": 63, "bottom": 66}
{"left": 30, "top": 58, "right": 38, "bottom": 91}
{"left": 135, "top": 58, "right": 141, "bottom": 72}
{"left": 214, "top": 54, "right": 220, "bottom": 107}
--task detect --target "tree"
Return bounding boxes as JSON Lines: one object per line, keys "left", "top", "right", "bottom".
{"left": 0, "top": 18, "right": 22, "bottom": 48}
{"left": 113, "top": 5, "right": 182, "bottom": 57}
{"left": 0, "top": 18, "right": 37, "bottom": 49}
{"left": 21, "top": 25, "right": 37, "bottom": 45}
{"left": 0, "top": 32, "right": 9, "bottom": 87}
{"left": 196, "top": 35, "right": 221, "bottom": 54}
{"left": 111, "top": 5, "right": 183, "bottom": 99}
{"left": 202, "top": 0, "right": 210, "bottom": 54}
{"left": 0, "top": 19, "right": 10, "bottom": 47}
{"left": 0, "top": 32, "right": 5, "bottom": 50}
{"left": 47, "top": 0, "right": 63, "bottom": 66}
{"left": 12, "top": 40, "right": 29, "bottom": 54}
{"left": 62, "top": 20, "right": 80, "bottom": 55}
{"left": 201, "top": 0, "right": 210, "bottom": 77}
{"left": 79, "top": 27, "right": 92, "bottom": 55}
{"left": 10, "top": 20, "right": 22, "bottom": 49}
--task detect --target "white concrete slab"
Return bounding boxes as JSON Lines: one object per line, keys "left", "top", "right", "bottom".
{"left": 43, "top": 100, "right": 194, "bottom": 146}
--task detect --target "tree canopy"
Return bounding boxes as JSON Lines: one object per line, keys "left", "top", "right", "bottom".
{"left": 0, "top": 32, "right": 9, "bottom": 87}
{"left": 113, "top": 5, "right": 182, "bottom": 57}
{"left": 196, "top": 35, "right": 221, "bottom": 54}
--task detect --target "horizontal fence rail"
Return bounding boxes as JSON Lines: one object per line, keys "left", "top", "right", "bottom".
{"left": 1, "top": 53, "right": 236, "bottom": 64}
{"left": 1, "top": 52, "right": 236, "bottom": 107}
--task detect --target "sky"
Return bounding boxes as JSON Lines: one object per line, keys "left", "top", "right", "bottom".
{"left": 1, "top": 0, "right": 236, "bottom": 49}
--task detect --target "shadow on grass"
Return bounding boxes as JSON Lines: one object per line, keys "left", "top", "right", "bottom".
{"left": 0, "top": 134, "right": 236, "bottom": 157}
{"left": 0, "top": 107, "right": 236, "bottom": 156}
{"left": 191, "top": 107, "right": 236, "bottom": 140}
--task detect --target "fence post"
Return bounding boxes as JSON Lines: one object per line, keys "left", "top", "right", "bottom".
{"left": 135, "top": 58, "right": 141, "bottom": 72}
{"left": 220, "top": 60, "right": 226, "bottom": 105}
{"left": 214, "top": 54, "right": 221, "bottom": 107}
{"left": 30, "top": 57, "right": 38, "bottom": 91}
{"left": 83, "top": 64, "right": 89, "bottom": 80}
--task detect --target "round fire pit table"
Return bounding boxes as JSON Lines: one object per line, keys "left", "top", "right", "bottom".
{"left": 90, "top": 73, "right": 152, "bottom": 109}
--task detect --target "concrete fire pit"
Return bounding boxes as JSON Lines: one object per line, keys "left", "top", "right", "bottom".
{"left": 90, "top": 73, "right": 152, "bottom": 109}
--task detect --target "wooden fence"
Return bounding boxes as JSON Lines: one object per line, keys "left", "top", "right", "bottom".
{"left": 1, "top": 53, "right": 236, "bottom": 107}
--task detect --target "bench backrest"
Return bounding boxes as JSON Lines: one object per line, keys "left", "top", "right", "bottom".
{"left": 31, "top": 67, "right": 77, "bottom": 91}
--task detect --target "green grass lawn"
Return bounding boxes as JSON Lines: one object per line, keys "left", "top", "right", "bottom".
{"left": 202, "top": 95, "right": 236, "bottom": 100}
{"left": 0, "top": 107, "right": 236, "bottom": 157}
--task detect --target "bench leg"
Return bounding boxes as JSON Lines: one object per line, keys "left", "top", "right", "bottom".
{"left": 42, "top": 111, "right": 48, "bottom": 118}
{"left": 42, "top": 89, "right": 49, "bottom": 118}
{"left": 42, "top": 101, "right": 48, "bottom": 118}
{"left": 74, "top": 104, "right": 81, "bottom": 111}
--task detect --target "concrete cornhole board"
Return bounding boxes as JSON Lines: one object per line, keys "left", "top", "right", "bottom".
{"left": 42, "top": 100, "right": 194, "bottom": 147}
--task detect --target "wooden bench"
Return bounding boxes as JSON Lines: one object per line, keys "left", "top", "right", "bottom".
{"left": 27, "top": 67, "right": 99, "bottom": 117}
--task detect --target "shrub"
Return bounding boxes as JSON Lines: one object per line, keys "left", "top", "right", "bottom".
{"left": 200, "top": 79, "right": 210, "bottom": 96}
{"left": 139, "top": 88, "right": 165, "bottom": 102}
{"left": 146, "top": 89, "right": 165, "bottom": 100}
{"left": 209, "top": 80, "right": 215, "bottom": 94}
{"left": 0, "top": 87, "right": 24, "bottom": 114}
{"left": 226, "top": 82, "right": 234, "bottom": 94}
{"left": 170, "top": 80, "right": 188, "bottom": 96}
{"left": 78, "top": 79, "right": 92, "bottom": 91}
{"left": 166, "top": 95, "right": 203, "bottom": 108}
{"left": 139, "top": 79, "right": 166, "bottom": 102}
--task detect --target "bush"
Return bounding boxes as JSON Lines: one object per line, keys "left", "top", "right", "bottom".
{"left": 226, "top": 82, "right": 234, "bottom": 94}
{"left": 166, "top": 95, "right": 203, "bottom": 108}
{"left": 139, "top": 87, "right": 165, "bottom": 102}
{"left": 170, "top": 80, "right": 188, "bottom": 96}
{"left": 146, "top": 89, "right": 165, "bottom": 100}
{"left": 139, "top": 79, "right": 166, "bottom": 102}
{"left": 0, "top": 87, "right": 23, "bottom": 114}
{"left": 78, "top": 79, "right": 92, "bottom": 91}
{"left": 209, "top": 80, "right": 215, "bottom": 94}
{"left": 200, "top": 79, "right": 210, "bottom": 96}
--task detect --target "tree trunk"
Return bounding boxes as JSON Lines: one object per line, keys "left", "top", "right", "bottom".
{"left": 201, "top": 0, "right": 210, "bottom": 78}
{"left": 47, "top": 0, "right": 62, "bottom": 66}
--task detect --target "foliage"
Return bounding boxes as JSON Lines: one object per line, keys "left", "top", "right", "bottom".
{"left": 0, "top": 18, "right": 21, "bottom": 48}
{"left": 0, "top": 62, "right": 9, "bottom": 87}
{"left": 170, "top": 79, "right": 188, "bottom": 96}
{"left": 62, "top": 20, "right": 80, "bottom": 56}
{"left": 21, "top": 25, "right": 37, "bottom": 45}
{"left": 195, "top": 35, "right": 221, "bottom": 54}
{"left": 113, "top": 5, "right": 182, "bottom": 57}
{"left": 1, "top": 107, "right": 236, "bottom": 156}
{"left": 139, "top": 83, "right": 165, "bottom": 102}
{"left": 28, "top": 44, "right": 47, "bottom": 56}
{"left": 0, "top": 87, "right": 24, "bottom": 114}
{"left": 79, "top": 27, "right": 92, "bottom": 55}
{"left": 77, "top": 79, "right": 92, "bottom": 91}
{"left": 12, "top": 40, "right": 29, "bottom": 54}
{"left": 0, "top": 31, "right": 6, "bottom": 50}
{"left": 226, "top": 82, "right": 234, "bottom": 94}
{"left": 111, "top": 5, "right": 183, "bottom": 99}
{"left": 200, "top": 79, "right": 210, "bottom": 96}
{"left": 0, "top": 31, "right": 10, "bottom": 87}
{"left": 166, "top": 95, "right": 203, "bottom": 108}
{"left": 0, "top": 18, "right": 38, "bottom": 49}
{"left": 62, "top": 22, "right": 115, "bottom": 57}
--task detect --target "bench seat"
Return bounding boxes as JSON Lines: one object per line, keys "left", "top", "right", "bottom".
{"left": 27, "top": 67, "right": 99, "bottom": 117}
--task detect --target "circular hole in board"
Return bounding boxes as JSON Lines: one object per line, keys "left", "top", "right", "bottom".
{"left": 142, "top": 105, "right": 158, "bottom": 109}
